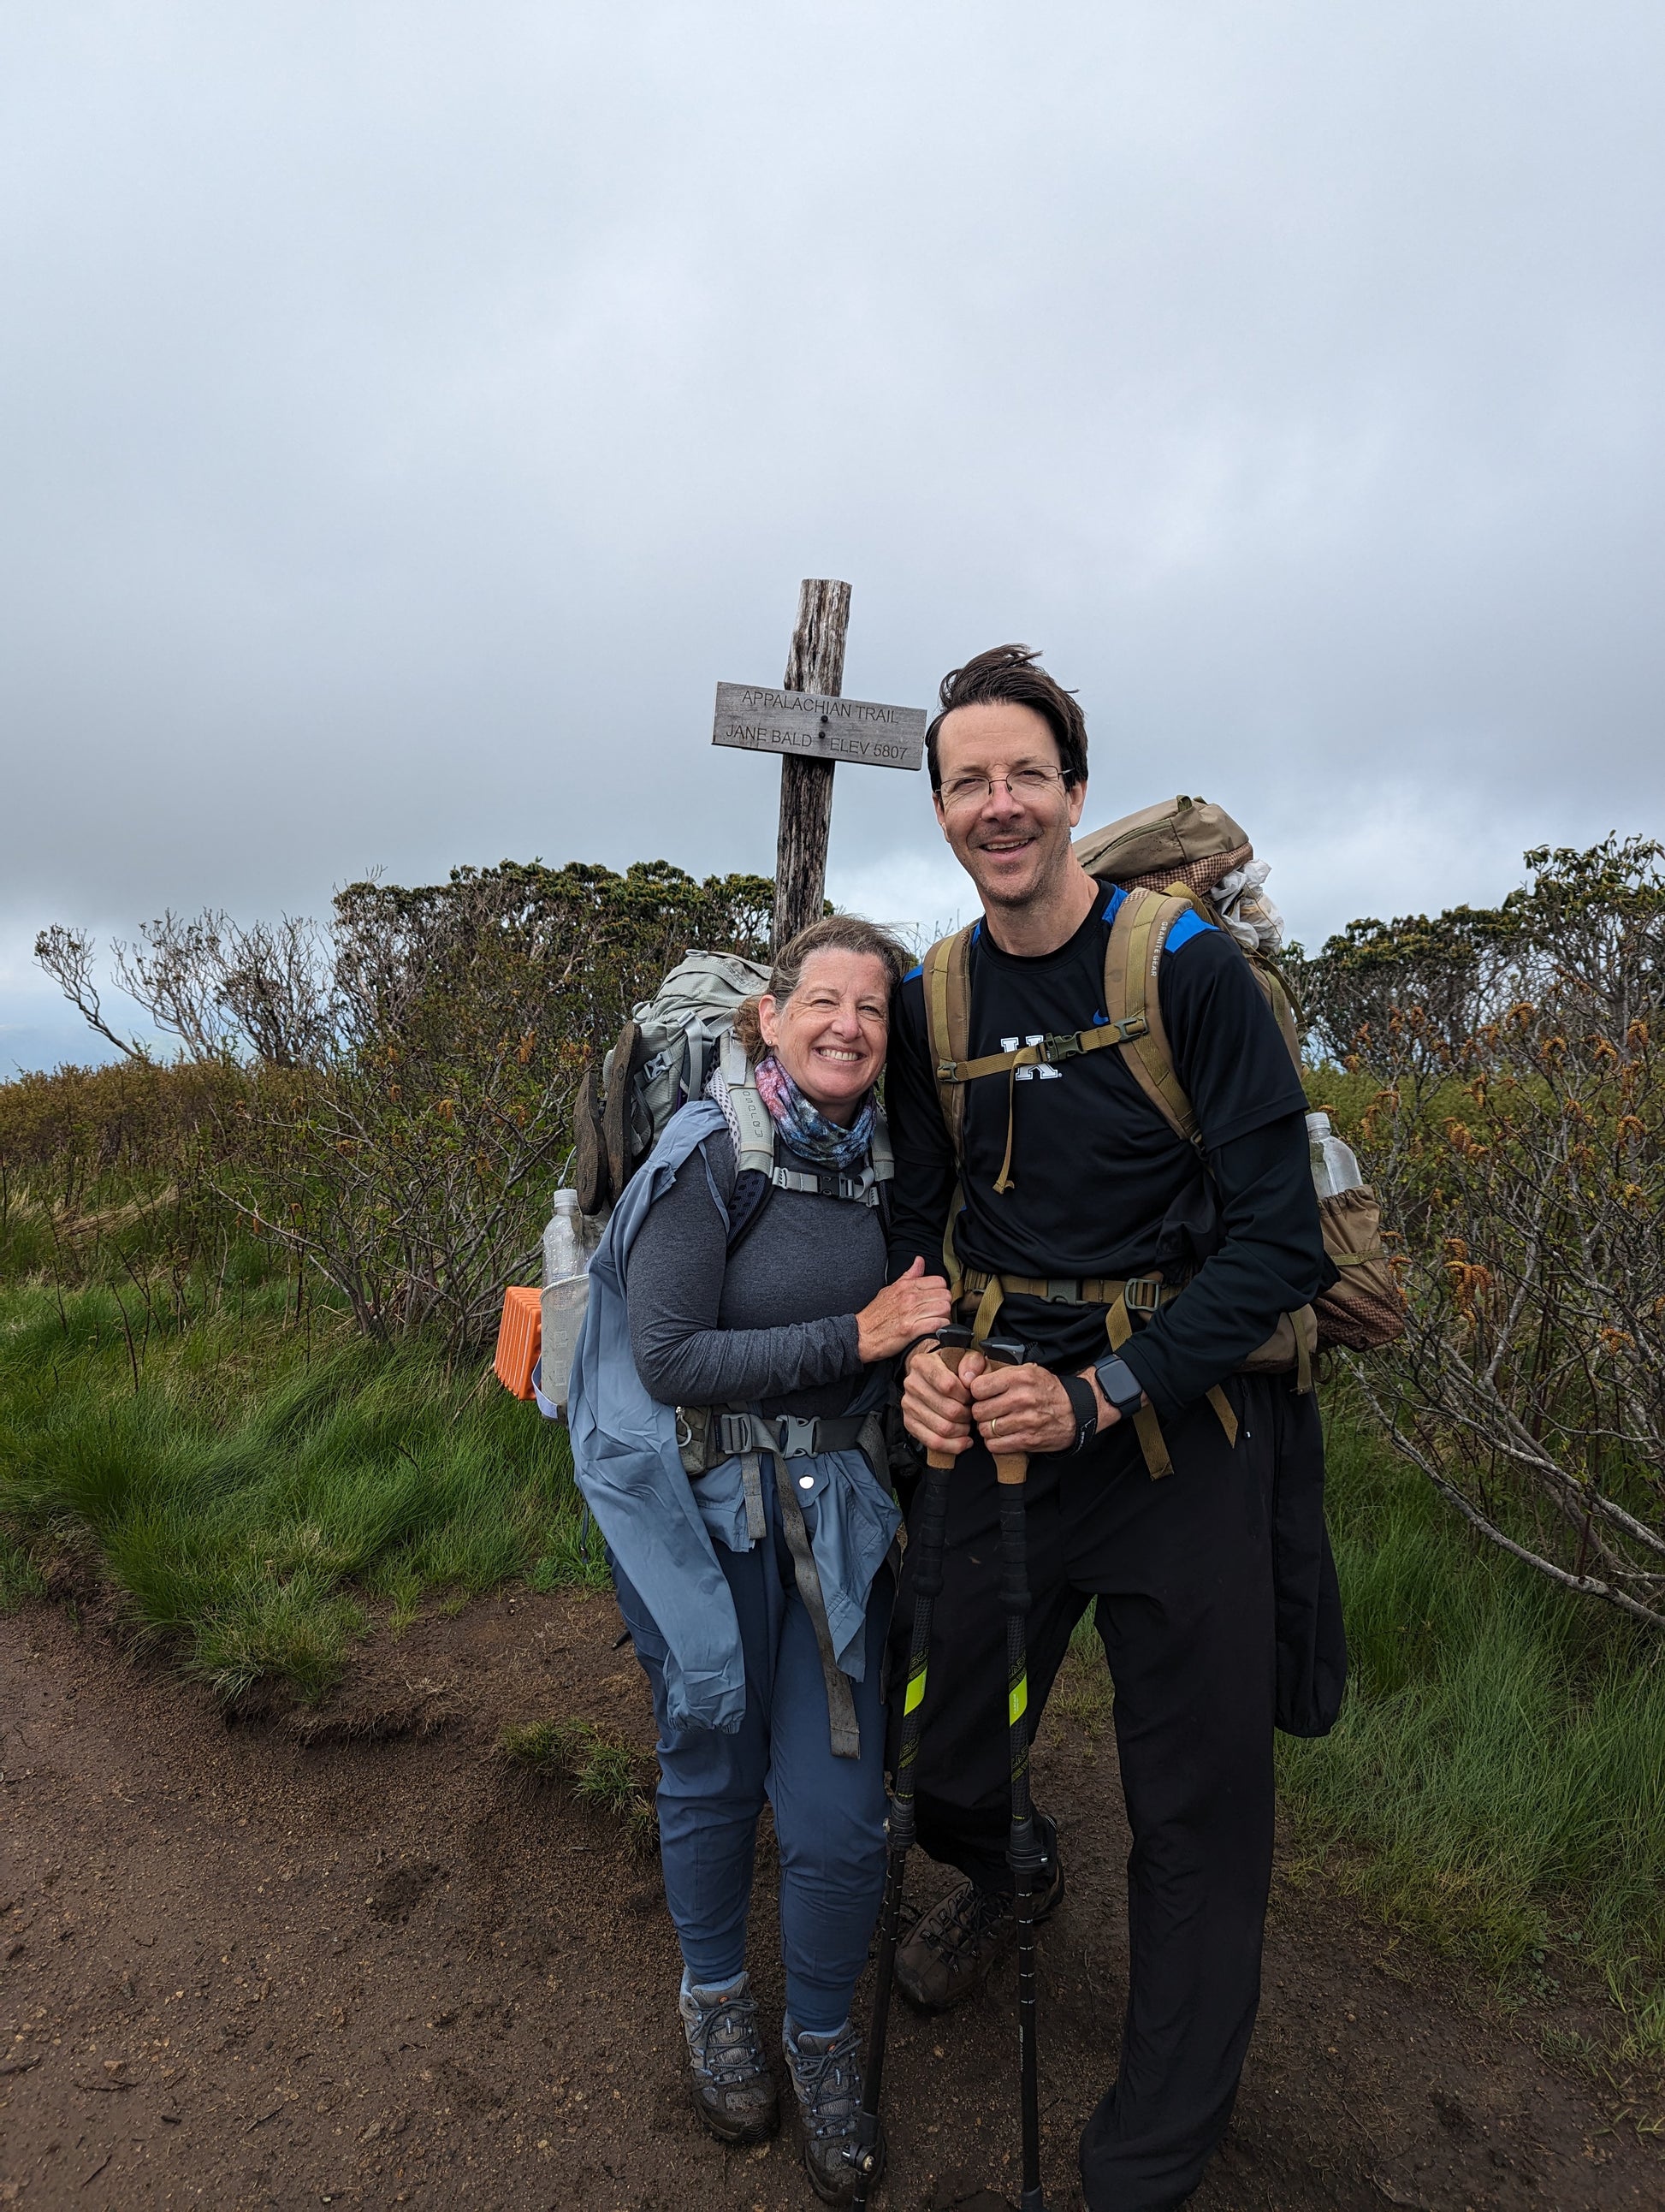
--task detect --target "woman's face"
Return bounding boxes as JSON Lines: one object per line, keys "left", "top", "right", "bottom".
{"left": 757, "top": 948, "right": 891, "bottom": 1124}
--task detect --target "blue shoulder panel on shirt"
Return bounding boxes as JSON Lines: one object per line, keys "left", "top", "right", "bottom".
{"left": 1100, "top": 884, "right": 1129, "bottom": 925}
{"left": 1163, "top": 908, "right": 1214, "bottom": 954}
{"left": 903, "top": 962, "right": 923, "bottom": 982}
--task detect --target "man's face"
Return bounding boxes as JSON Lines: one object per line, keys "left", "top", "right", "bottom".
{"left": 933, "top": 702, "right": 1087, "bottom": 910}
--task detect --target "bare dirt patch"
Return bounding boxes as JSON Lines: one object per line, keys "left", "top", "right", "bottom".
{"left": 3, "top": 1594, "right": 1660, "bottom": 2210}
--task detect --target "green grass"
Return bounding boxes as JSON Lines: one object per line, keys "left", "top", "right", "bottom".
{"left": 7, "top": 1225, "right": 1664, "bottom": 2061}
{"left": 0, "top": 1266, "right": 600, "bottom": 1701}
{"left": 1277, "top": 1409, "right": 1665, "bottom": 2059}
{"left": 501, "top": 1716, "right": 658, "bottom": 1853}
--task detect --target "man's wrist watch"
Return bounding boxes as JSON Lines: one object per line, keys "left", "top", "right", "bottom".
{"left": 1093, "top": 1354, "right": 1146, "bottom": 1425}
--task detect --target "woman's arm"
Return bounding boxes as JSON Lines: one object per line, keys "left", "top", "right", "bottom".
{"left": 626, "top": 1144, "right": 862, "bottom": 1407}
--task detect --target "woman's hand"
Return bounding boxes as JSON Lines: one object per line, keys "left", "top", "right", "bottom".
{"left": 855, "top": 1257, "right": 954, "bottom": 1363}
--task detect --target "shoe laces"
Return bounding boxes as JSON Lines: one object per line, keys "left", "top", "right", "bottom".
{"left": 791, "top": 2023, "right": 862, "bottom": 2139}
{"left": 923, "top": 1881, "right": 1010, "bottom": 1958}
{"left": 691, "top": 1993, "right": 766, "bottom": 2088}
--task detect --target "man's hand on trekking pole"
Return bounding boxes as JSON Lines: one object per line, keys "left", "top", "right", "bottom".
{"left": 903, "top": 1343, "right": 1129, "bottom": 1458}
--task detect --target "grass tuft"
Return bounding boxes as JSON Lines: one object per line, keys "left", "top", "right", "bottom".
{"left": 0, "top": 1527, "right": 47, "bottom": 1610}
{"left": 501, "top": 1716, "right": 659, "bottom": 1853}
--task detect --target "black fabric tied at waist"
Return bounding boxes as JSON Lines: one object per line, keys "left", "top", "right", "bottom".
{"left": 680, "top": 1403, "right": 888, "bottom": 1763}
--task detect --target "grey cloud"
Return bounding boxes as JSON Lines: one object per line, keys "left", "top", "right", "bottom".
{"left": 4, "top": 1, "right": 1663, "bottom": 1071}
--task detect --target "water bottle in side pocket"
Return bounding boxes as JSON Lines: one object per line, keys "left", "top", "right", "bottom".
{"left": 537, "top": 1189, "right": 591, "bottom": 1420}
{"left": 1306, "top": 1111, "right": 1364, "bottom": 1201}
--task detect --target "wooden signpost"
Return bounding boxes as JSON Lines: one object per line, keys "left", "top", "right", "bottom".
{"left": 713, "top": 579, "right": 927, "bottom": 951}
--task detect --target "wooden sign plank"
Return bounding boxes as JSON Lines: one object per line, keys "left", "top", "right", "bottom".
{"left": 714, "top": 681, "right": 926, "bottom": 773}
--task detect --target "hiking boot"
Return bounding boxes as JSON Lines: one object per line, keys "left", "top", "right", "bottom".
{"left": 894, "top": 1853, "right": 1065, "bottom": 2015}
{"left": 784, "top": 2016, "right": 878, "bottom": 2206}
{"left": 679, "top": 1972, "right": 778, "bottom": 2144}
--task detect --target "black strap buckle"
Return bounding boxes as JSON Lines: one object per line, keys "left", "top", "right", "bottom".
{"left": 1038, "top": 1033, "right": 1083, "bottom": 1066}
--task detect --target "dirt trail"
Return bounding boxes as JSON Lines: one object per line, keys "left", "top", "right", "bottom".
{"left": 2, "top": 1593, "right": 1659, "bottom": 2212}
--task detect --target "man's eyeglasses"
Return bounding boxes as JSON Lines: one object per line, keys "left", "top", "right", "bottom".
{"left": 938, "top": 767, "right": 1070, "bottom": 812}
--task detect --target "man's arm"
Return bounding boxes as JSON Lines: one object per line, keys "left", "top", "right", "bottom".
{"left": 1114, "top": 1111, "right": 1329, "bottom": 1417}
{"left": 1112, "top": 929, "right": 1329, "bottom": 1417}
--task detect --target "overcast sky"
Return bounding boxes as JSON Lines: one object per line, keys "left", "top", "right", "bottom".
{"left": 5, "top": 2, "right": 1663, "bottom": 1073}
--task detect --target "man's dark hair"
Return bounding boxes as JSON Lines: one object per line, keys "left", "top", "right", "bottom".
{"left": 924, "top": 643, "right": 1088, "bottom": 793}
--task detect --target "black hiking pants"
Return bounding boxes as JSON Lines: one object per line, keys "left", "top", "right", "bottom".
{"left": 891, "top": 1372, "right": 1342, "bottom": 2212}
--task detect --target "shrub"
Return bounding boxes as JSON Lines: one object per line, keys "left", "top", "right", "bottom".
{"left": 1296, "top": 839, "right": 1665, "bottom": 1628}
{"left": 30, "top": 860, "right": 773, "bottom": 1343}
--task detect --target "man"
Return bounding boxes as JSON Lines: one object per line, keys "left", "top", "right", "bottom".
{"left": 885, "top": 644, "right": 1344, "bottom": 2209}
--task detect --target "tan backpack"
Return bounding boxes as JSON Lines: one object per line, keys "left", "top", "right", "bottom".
{"left": 919, "top": 796, "right": 1403, "bottom": 1474}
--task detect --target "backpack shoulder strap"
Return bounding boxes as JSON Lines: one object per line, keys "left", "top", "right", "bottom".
{"left": 920, "top": 926, "right": 975, "bottom": 1163}
{"left": 868, "top": 1102, "right": 893, "bottom": 1183}
{"left": 720, "top": 1043, "right": 783, "bottom": 1181}
{"left": 1103, "top": 886, "right": 1206, "bottom": 1156}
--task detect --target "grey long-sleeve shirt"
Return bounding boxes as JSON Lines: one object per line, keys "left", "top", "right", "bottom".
{"left": 626, "top": 1134, "right": 886, "bottom": 1418}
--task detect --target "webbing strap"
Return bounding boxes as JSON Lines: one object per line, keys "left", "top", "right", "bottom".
{"left": 970, "top": 1274, "right": 1004, "bottom": 1343}
{"left": 922, "top": 928, "right": 973, "bottom": 1162}
{"left": 937, "top": 1016, "right": 1152, "bottom": 1086}
{"left": 739, "top": 1450, "right": 767, "bottom": 1541}
{"left": 1293, "top": 1306, "right": 1315, "bottom": 1396}
{"left": 957, "top": 1266, "right": 1175, "bottom": 1312}
{"left": 1105, "top": 887, "right": 1205, "bottom": 1155}
{"left": 1105, "top": 1291, "right": 1174, "bottom": 1479}
{"left": 1206, "top": 1385, "right": 1239, "bottom": 1447}
{"left": 768, "top": 1450, "right": 862, "bottom": 1759}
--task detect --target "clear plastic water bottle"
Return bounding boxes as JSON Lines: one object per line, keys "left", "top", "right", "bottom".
{"left": 539, "top": 1189, "right": 590, "bottom": 1419}
{"left": 1307, "top": 1111, "right": 1364, "bottom": 1201}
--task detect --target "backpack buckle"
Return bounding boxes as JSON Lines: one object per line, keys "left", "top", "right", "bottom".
{"left": 715, "top": 1413, "right": 755, "bottom": 1456}
{"left": 1123, "top": 1275, "right": 1164, "bottom": 1315}
{"left": 774, "top": 1416, "right": 820, "bottom": 1458}
{"left": 1039, "top": 1033, "right": 1082, "bottom": 1066}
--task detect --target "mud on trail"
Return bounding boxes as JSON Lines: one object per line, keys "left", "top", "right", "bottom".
{"left": 2, "top": 1595, "right": 1660, "bottom": 2212}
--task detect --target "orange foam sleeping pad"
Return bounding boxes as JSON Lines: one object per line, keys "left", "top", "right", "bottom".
{"left": 493, "top": 1284, "right": 542, "bottom": 1400}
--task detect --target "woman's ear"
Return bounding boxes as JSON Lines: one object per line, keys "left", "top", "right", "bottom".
{"left": 756, "top": 992, "right": 780, "bottom": 1049}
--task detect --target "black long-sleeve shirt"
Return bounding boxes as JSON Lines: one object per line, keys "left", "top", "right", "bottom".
{"left": 885, "top": 881, "right": 1333, "bottom": 1418}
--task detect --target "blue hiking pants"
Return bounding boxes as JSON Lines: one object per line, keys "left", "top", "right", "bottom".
{"left": 610, "top": 1479, "right": 892, "bottom": 2031}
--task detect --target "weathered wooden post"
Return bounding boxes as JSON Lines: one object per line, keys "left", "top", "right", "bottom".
{"left": 711, "top": 581, "right": 927, "bottom": 954}
{"left": 774, "top": 578, "right": 851, "bottom": 950}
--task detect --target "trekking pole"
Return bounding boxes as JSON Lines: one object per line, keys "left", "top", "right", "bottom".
{"left": 851, "top": 1324, "right": 975, "bottom": 2211}
{"left": 981, "top": 1334, "right": 1049, "bottom": 2212}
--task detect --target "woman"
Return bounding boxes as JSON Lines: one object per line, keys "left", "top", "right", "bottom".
{"left": 569, "top": 916, "right": 949, "bottom": 2205}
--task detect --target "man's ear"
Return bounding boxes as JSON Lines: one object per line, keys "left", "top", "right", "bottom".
{"left": 933, "top": 792, "right": 950, "bottom": 836}
{"left": 1066, "top": 777, "right": 1087, "bottom": 831}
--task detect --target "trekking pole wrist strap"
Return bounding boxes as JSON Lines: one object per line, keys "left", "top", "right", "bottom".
{"left": 1060, "top": 1373, "right": 1100, "bottom": 1453}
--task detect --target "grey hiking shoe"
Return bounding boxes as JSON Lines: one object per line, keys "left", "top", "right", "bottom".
{"left": 784, "top": 2016, "right": 878, "bottom": 2206}
{"left": 679, "top": 1972, "right": 778, "bottom": 2144}
{"left": 894, "top": 1854, "right": 1065, "bottom": 2015}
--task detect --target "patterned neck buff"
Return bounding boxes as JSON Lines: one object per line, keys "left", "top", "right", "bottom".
{"left": 751, "top": 1052, "right": 877, "bottom": 1171}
